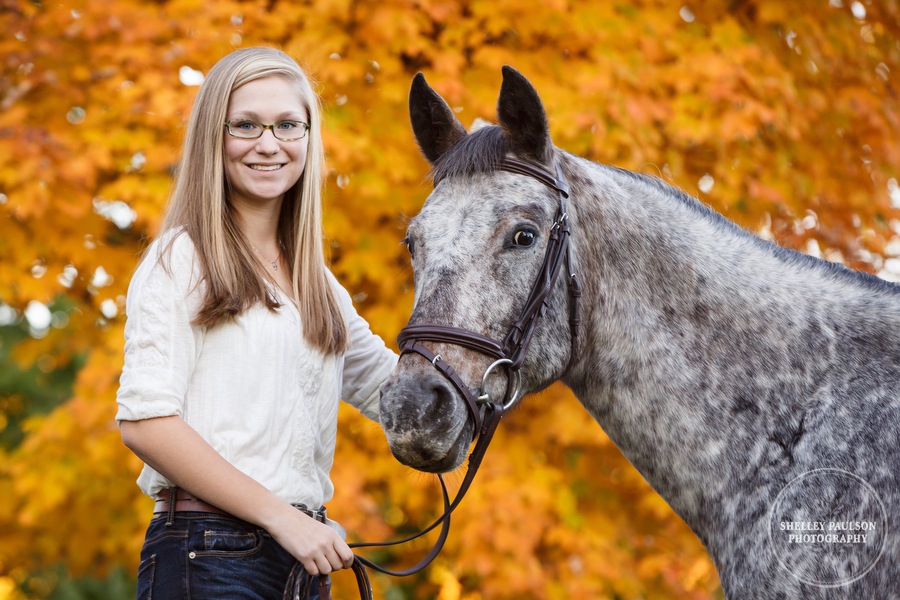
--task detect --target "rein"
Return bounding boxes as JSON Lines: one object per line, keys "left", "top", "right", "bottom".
{"left": 284, "top": 156, "right": 580, "bottom": 600}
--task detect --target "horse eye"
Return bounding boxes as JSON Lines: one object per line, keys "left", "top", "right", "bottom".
{"left": 512, "top": 229, "right": 537, "bottom": 247}
{"left": 402, "top": 236, "right": 415, "bottom": 258}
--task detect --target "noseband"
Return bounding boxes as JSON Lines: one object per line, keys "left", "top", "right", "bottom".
{"left": 397, "top": 156, "right": 582, "bottom": 437}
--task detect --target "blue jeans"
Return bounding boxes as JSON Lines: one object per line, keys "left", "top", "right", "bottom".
{"left": 137, "top": 512, "right": 328, "bottom": 599}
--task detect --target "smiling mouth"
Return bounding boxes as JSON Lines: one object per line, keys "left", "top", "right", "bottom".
{"left": 249, "top": 164, "right": 284, "bottom": 171}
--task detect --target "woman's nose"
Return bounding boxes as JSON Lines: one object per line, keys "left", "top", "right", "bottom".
{"left": 254, "top": 129, "right": 280, "bottom": 153}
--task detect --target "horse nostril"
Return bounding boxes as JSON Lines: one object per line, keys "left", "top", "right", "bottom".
{"left": 380, "top": 374, "right": 463, "bottom": 433}
{"left": 422, "top": 377, "right": 464, "bottom": 424}
{"left": 430, "top": 379, "right": 455, "bottom": 406}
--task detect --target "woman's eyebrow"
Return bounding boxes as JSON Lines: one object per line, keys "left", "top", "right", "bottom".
{"left": 227, "top": 110, "right": 308, "bottom": 120}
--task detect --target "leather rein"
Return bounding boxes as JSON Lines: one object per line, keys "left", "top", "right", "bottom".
{"left": 284, "top": 156, "right": 580, "bottom": 600}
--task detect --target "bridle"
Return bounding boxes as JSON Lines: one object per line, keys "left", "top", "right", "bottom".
{"left": 398, "top": 156, "right": 581, "bottom": 432}
{"left": 284, "top": 155, "right": 581, "bottom": 600}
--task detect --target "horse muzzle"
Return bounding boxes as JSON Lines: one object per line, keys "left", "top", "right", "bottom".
{"left": 379, "top": 365, "right": 475, "bottom": 472}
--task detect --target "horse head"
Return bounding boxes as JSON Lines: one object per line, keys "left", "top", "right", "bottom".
{"left": 379, "top": 67, "right": 579, "bottom": 473}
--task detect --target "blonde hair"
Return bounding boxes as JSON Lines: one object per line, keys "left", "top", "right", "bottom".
{"left": 158, "top": 47, "right": 347, "bottom": 353}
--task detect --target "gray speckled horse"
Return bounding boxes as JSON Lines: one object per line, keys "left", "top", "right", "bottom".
{"left": 378, "top": 67, "right": 900, "bottom": 598}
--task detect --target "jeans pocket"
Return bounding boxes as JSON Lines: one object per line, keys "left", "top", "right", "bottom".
{"left": 136, "top": 553, "right": 156, "bottom": 600}
{"left": 196, "top": 525, "right": 264, "bottom": 557}
{"left": 185, "top": 522, "right": 290, "bottom": 596}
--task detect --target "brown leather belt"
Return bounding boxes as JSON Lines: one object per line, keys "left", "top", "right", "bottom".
{"left": 153, "top": 488, "right": 328, "bottom": 524}
{"left": 154, "top": 490, "right": 230, "bottom": 516}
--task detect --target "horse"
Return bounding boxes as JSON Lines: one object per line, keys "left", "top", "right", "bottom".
{"left": 377, "top": 66, "right": 899, "bottom": 598}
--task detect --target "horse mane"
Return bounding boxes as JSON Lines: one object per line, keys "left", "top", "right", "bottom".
{"left": 431, "top": 124, "right": 899, "bottom": 297}
{"left": 603, "top": 164, "right": 900, "bottom": 297}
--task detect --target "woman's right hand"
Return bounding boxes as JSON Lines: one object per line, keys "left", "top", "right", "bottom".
{"left": 268, "top": 506, "right": 355, "bottom": 575}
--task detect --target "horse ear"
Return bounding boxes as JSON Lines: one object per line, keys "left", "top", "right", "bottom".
{"left": 497, "top": 66, "right": 552, "bottom": 164}
{"left": 409, "top": 72, "right": 467, "bottom": 164}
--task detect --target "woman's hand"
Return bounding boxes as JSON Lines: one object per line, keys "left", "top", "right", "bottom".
{"left": 266, "top": 506, "right": 355, "bottom": 575}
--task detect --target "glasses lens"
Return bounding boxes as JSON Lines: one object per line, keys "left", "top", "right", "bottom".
{"left": 272, "top": 121, "right": 308, "bottom": 141}
{"left": 228, "top": 120, "right": 263, "bottom": 139}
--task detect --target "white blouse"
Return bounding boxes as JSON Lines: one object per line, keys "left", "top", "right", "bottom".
{"left": 116, "top": 230, "right": 398, "bottom": 508}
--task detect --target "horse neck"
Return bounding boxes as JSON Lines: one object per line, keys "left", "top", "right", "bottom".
{"left": 561, "top": 160, "right": 893, "bottom": 532}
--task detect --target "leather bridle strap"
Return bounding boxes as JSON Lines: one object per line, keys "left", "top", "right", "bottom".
{"left": 496, "top": 156, "right": 570, "bottom": 197}
{"left": 503, "top": 207, "right": 571, "bottom": 368}
{"left": 398, "top": 324, "right": 505, "bottom": 359}
{"left": 501, "top": 158, "right": 578, "bottom": 367}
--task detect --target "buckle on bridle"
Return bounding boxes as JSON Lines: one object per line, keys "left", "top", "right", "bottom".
{"left": 552, "top": 212, "right": 568, "bottom": 230}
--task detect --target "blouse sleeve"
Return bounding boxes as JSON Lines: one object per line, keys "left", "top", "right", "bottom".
{"left": 331, "top": 272, "right": 398, "bottom": 422}
{"left": 116, "top": 232, "right": 204, "bottom": 423}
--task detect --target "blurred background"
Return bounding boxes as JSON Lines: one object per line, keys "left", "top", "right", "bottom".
{"left": 1, "top": 0, "right": 898, "bottom": 598}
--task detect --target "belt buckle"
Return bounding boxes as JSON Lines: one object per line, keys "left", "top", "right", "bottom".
{"left": 293, "top": 503, "right": 326, "bottom": 523}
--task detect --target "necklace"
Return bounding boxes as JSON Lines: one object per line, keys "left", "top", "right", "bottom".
{"left": 250, "top": 243, "right": 280, "bottom": 271}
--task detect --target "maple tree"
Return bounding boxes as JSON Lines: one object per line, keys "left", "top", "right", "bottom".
{"left": 1, "top": 0, "right": 898, "bottom": 598}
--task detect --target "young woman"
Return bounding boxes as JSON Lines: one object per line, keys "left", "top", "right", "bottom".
{"left": 116, "top": 47, "right": 397, "bottom": 599}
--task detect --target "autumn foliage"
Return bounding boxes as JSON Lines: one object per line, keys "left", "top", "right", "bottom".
{"left": 1, "top": 0, "right": 899, "bottom": 598}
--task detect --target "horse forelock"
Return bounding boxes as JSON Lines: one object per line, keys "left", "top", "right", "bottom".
{"left": 430, "top": 126, "right": 511, "bottom": 183}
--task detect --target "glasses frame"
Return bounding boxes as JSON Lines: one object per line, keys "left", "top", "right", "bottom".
{"left": 224, "top": 119, "right": 310, "bottom": 141}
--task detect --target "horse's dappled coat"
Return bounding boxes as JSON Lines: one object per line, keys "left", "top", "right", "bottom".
{"left": 379, "top": 66, "right": 899, "bottom": 598}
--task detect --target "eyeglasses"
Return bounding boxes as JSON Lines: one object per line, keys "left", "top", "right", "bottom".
{"left": 224, "top": 119, "right": 310, "bottom": 141}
